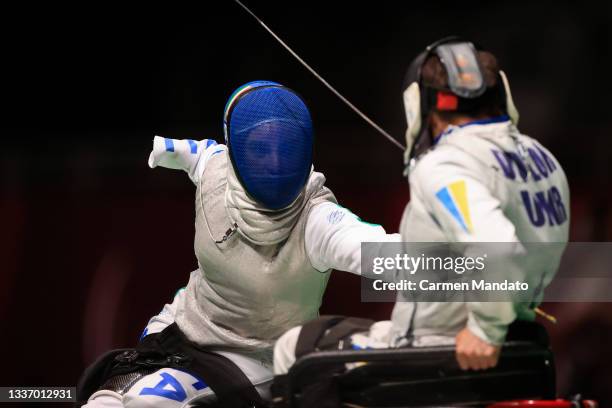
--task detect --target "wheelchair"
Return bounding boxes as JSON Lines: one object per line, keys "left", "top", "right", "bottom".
{"left": 77, "top": 322, "right": 598, "bottom": 407}
{"left": 270, "top": 321, "right": 598, "bottom": 408}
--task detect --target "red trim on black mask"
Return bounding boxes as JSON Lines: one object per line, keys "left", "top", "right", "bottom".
{"left": 436, "top": 91, "right": 458, "bottom": 111}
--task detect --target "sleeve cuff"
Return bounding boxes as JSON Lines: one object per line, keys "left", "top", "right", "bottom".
{"left": 466, "top": 313, "right": 508, "bottom": 346}
{"left": 148, "top": 135, "right": 166, "bottom": 169}
{"left": 148, "top": 136, "right": 226, "bottom": 181}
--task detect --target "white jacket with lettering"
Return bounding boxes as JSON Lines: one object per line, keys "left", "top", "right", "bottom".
{"left": 391, "top": 117, "right": 570, "bottom": 346}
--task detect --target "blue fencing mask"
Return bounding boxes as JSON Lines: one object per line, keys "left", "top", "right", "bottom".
{"left": 223, "top": 81, "right": 314, "bottom": 210}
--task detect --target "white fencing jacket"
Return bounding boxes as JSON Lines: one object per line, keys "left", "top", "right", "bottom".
{"left": 147, "top": 137, "right": 399, "bottom": 356}
{"left": 391, "top": 117, "right": 570, "bottom": 346}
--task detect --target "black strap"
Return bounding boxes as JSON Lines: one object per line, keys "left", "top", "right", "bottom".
{"left": 423, "top": 83, "right": 505, "bottom": 115}
{"left": 295, "top": 316, "right": 344, "bottom": 358}
{"left": 317, "top": 317, "right": 375, "bottom": 350}
{"left": 138, "top": 323, "right": 265, "bottom": 408}
{"left": 290, "top": 317, "right": 374, "bottom": 408}
{"left": 77, "top": 324, "right": 265, "bottom": 408}
{"left": 295, "top": 316, "right": 374, "bottom": 358}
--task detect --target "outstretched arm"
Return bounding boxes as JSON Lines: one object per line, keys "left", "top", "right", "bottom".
{"left": 305, "top": 202, "right": 401, "bottom": 274}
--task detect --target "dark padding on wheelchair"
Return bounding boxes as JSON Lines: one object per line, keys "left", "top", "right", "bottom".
{"left": 283, "top": 341, "right": 555, "bottom": 407}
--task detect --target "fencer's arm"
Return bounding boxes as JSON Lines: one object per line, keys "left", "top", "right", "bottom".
{"left": 414, "top": 155, "right": 522, "bottom": 345}
{"left": 148, "top": 136, "right": 225, "bottom": 184}
{"left": 305, "top": 202, "right": 401, "bottom": 275}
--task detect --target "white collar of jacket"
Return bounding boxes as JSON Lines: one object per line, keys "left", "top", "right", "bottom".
{"left": 433, "top": 115, "right": 512, "bottom": 146}
{"left": 225, "top": 162, "right": 325, "bottom": 246}
{"left": 404, "top": 116, "right": 518, "bottom": 177}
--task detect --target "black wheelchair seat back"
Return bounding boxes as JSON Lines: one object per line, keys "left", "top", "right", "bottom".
{"left": 273, "top": 321, "right": 555, "bottom": 408}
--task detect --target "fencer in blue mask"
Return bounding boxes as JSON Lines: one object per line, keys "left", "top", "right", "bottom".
{"left": 80, "top": 81, "right": 399, "bottom": 408}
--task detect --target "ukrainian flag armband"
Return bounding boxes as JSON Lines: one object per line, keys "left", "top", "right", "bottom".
{"left": 435, "top": 180, "right": 473, "bottom": 233}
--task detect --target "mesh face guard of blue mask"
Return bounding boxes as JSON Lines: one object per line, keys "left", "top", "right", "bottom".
{"left": 223, "top": 81, "right": 314, "bottom": 210}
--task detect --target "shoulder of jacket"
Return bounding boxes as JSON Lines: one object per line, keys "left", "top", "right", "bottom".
{"left": 412, "top": 143, "right": 473, "bottom": 174}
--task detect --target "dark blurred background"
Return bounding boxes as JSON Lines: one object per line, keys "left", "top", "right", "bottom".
{"left": 1, "top": 1, "right": 611, "bottom": 406}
